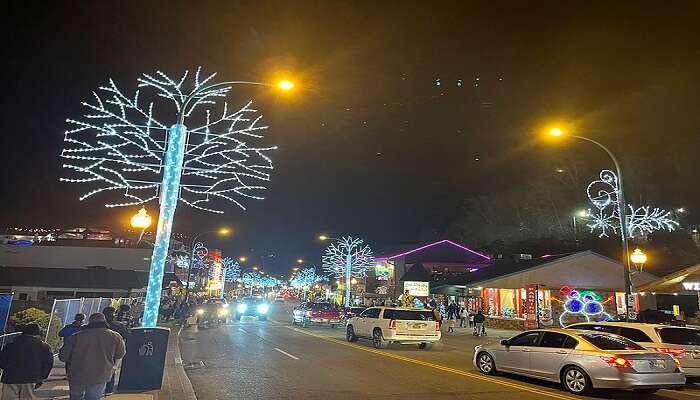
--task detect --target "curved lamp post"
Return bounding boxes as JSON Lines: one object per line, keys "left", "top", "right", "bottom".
{"left": 549, "top": 128, "right": 635, "bottom": 320}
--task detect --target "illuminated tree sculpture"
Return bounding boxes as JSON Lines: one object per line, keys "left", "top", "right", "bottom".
{"left": 322, "top": 236, "right": 374, "bottom": 307}
{"left": 586, "top": 170, "right": 679, "bottom": 238}
{"left": 60, "top": 68, "right": 279, "bottom": 327}
{"left": 222, "top": 257, "right": 241, "bottom": 283}
{"left": 291, "top": 267, "right": 321, "bottom": 288}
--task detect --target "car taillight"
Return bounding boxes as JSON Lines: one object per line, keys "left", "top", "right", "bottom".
{"left": 601, "top": 356, "right": 631, "bottom": 368}
{"left": 305, "top": 311, "right": 313, "bottom": 317}
{"left": 651, "top": 347, "right": 686, "bottom": 359}
{"left": 674, "top": 357, "right": 682, "bottom": 369}
{"left": 435, "top": 321, "right": 440, "bottom": 331}
{"left": 388, "top": 319, "right": 396, "bottom": 329}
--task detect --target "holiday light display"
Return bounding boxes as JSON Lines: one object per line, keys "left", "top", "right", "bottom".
{"left": 558, "top": 285, "right": 613, "bottom": 327}
{"left": 290, "top": 267, "right": 321, "bottom": 288}
{"left": 60, "top": 68, "right": 279, "bottom": 326}
{"left": 586, "top": 169, "right": 678, "bottom": 238}
{"left": 322, "top": 236, "right": 374, "bottom": 307}
{"left": 222, "top": 257, "right": 241, "bottom": 283}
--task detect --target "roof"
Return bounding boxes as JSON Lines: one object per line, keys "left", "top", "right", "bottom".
{"left": 400, "top": 263, "right": 432, "bottom": 282}
{"left": 636, "top": 263, "right": 700, "bottom": 293}
{"left": 567, "top": 321, "right": 670, "bottom": 329}
{"left": 0, "top": 267, "right": 148, "bottom": 290}
{"left": 375, "top": 239, "right": 491, "bottom": 263}
{"left": 432, "top": 251, "right": 658, "bottom": 290}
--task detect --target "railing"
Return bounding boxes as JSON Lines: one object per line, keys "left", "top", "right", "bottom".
{"left": 45, "top": 296, "right": 143, "bottom": 352}
{"left": 0, "top": 332, "right": 20, "bottom": 352}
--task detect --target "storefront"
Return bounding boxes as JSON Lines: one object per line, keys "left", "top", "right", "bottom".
{"left": 431, "top": 251, "right": 657, "bottom": 330}
{"left": 636, "top": 262, "right": 700, "bottom": 323}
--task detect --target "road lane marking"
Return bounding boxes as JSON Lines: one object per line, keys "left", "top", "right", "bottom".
{"left": 274, "top": 347, "right": 300, "bottom": 360}
{"left": 288, "top": 327, "right": 577, "bottom": 400}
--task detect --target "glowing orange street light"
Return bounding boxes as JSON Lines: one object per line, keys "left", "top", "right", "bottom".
{"left": 130, "top": 207, "right": 152, "bottom": 229}
{"left": 277, "top": 80, "right": 295, "bottom": 91}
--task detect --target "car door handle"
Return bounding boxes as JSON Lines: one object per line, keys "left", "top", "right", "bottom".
{"left": 521, "top": 349, "right": 530, "bottom": 352}
{"left": 556, "top": 350, "right": 568, "bottom": 354}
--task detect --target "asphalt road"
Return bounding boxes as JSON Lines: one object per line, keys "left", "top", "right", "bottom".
{"left": 179, "top": 303, "right": 700, "bottom": 400}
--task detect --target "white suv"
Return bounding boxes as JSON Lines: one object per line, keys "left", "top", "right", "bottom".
{"left": 567, "top": 321, "right": 700, "bottom": 380}
{"left": 346, "top": 307, "right": 441, "bottom": 350}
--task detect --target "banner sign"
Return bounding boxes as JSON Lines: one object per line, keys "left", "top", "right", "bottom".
{"left": 403, "top": 281, "right": 429, "bottom": 297}
{"left": 524, "top": 284, "right": 539, "bottom": 330}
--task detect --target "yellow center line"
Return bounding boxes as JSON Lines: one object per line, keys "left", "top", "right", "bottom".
{"left": 288, "top": 326, "right": 578, "bottom": 400}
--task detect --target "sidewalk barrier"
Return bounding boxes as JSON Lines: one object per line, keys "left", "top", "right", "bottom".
{"left": 45, "top": 296, "right": 144, "bottom": 352}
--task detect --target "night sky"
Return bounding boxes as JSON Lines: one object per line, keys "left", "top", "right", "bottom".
{"left": 2, "top": 1, "right": 699, "bottom": 276}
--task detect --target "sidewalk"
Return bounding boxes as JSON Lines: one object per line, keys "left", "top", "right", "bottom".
{"left": 33, "top": 325, "right": 196, "bottom": 400}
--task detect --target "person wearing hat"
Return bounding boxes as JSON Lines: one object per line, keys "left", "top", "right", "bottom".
{"left": 0, "top": 323, "right": 54, "bottom": 399}
{"left": 59, "top": 313, "right": 126, "bottom": 400}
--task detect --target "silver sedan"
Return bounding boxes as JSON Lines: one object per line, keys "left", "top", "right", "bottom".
{"left": 473, "top": 328, "right": 685, "bottom": 395}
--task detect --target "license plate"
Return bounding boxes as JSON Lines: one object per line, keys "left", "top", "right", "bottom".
{"left": 411, "top": 323, "right": 427, "bottom": 330}
{"left": 651, "top": 360, "right": 666, "bottom": 369}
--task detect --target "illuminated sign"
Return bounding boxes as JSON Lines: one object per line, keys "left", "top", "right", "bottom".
{"left": 374, "top": 263, "right": 393, "bottom": 280}
{"left": 682, "top": 282, "right": 700, "bottom": 291}
{"left": 404, "top": 281, "right": 429, "bottom": 297}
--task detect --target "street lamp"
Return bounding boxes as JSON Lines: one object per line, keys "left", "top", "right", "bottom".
{"left": 548, "top": 126, "right": 635, "bottom": 320}
{"left": 130, "top": 207, "right": 152, "bottom": 245}
{"left": 238, "top": 256, "right": 247, "bottom": 263}
{"left": 296, "top": 258, "right": 304, "bottom": 264}
{"left": 183, "top": 228, "right": 232, "bottom": 303}
{"left": 318, "top": 235, "right": 329, "bottom": 241}
{"left": 630, "top": 248, "right": 648, "bottom": 272}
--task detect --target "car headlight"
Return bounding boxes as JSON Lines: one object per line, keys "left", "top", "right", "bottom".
{"left": 237, "top": 303, "right": 247, "bottom": 313}
{"left": 218, "top": 309, "right": 229, "bottom": 316}
{"left": 197, "top": 309, "right": 204, "bottom": 315}
{"left": 257, "top": 304, "right": 269, "bottom": 314}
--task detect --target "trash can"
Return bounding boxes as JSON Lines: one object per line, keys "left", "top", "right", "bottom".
{"left": 118, "top": 327, "right": 170, "bottom": 391}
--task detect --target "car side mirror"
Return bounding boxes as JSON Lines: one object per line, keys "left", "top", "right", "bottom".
{"left": 500, "top": 339, "right": 510, "bottom": 346}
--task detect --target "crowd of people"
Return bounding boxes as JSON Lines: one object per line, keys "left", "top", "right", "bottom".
{"left": 0, "top": 305, "right": 128, "bottom": 400}
{"left": 396, "top": 291, "right": 488, "bottom": 336}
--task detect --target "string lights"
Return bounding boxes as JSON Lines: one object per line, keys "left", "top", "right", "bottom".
{"left": 322, "top": 236, "right": 374, "bottom": 307}
{"left": 586, "top": 169, "right": 679, "bottom": 238}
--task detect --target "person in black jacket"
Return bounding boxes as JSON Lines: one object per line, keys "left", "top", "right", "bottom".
{"left": 0, "top": 324, "right": 54, "bottom": 399}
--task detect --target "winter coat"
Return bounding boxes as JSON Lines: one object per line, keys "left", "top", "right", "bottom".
{"left": 59, "top": 322, "right": 126, "bottom": 386}
{"left": 59, "top": 323, "right": 82, "bottom": 338}
{"left": 0, "top": 334, "right": 53, "bottom": 384}
{"left": 473, "top": 313, "right": 486, "bottom": 324}
{"left": 106, "top": 319, "right": 128, "bottom": 340}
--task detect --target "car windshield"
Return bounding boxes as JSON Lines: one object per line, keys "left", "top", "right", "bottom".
{"left": 382, "top": 309, "right": 435, "bottom": 321}
{"left": 658, "top": 328, "right": 700, "bottom": 345}
{"left": 309, "top": 303, "right": 335, "bottom": 310}
{"left": 580, "top": 333, "right": 645, "bottom": 350}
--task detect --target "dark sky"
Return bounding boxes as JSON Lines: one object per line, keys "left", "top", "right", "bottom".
{"left": 2, "top": 1, "right": 699, "bottom": 277}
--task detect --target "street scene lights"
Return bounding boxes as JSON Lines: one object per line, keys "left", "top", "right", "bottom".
{"left": 277, "top": 79, "right": 295, "bottom": 91}
{"left": 630, "top": 248, "right": 648, "bottom": 272}
{"left": 130, "top": 207, "right": 152, "bottom": 244}
{"left": 183, "top": 228, "right": 232, "bottom": 302}
{"left": 548, "top": 126, "right": 636, "bottom": 320}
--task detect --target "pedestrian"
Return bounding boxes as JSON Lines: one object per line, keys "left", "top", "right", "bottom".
{"left": 432, "top": 307, "right": 443, "bottom": 329}
{"left": 468, "top": 312, "right": 475, "bottom": 328}
{"left": 447, "top": 302, "right": 456, "bottom": 320}
{"left": 101, "top": 307, "right": 127, "bottom": 395}
{"left": 473, "top": 310, "right": 486, "bottom": 337}
{"left": 459, "top": 307, "right": 467, "bottom": 328}
{"left": 59, "top": 313, "right": 126, "bottom": 400}
{"left": 0, "top": 323, "right": 54, "bottom": 400}
{"left": 447, "top": 317, "right": 455, "bottom": 333}
{"left": 59, "top": 314, "right": 85, "bottom": 338}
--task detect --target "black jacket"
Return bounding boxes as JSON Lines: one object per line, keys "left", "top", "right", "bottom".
{"left": 0, "top": 334, "right": 53, "bottom": 384}
{"left": 473, "top": 313, "right": 486, "bottom": 324}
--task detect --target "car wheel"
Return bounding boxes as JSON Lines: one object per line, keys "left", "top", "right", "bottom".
{"left": 418, "top": 342, "right": 432, "bottom": 350}
{"left": 476, "top": 352, "right": 496, "bottom": 375}
{"left": 562, "top": 366, "right": 592, "bottom": 395}
{"left": 346, "top": 325, "right": 358, "bottom": 342}
{"left": 634, "top": 389, "right": 659, "bottom": 394}
{"left": 372, "top": 329, "right": 386, "bottom": 349}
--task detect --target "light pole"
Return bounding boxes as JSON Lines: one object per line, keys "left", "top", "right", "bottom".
{"left": 572, "top": 209, "right": 589, "bottom": 243}
{"left": 319, "top": 235, "right": 349, "bottom": 305}
{"left": 183, "top": 228, "right": 231, "bottom": 303}
{"left": 549, "top": 128, "right": 635, "bottom": 320}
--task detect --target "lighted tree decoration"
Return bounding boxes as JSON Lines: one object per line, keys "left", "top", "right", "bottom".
{"left": 60, "top": 68, "right": 279, "bottom": 327}
{"left": 291, "top": 267, "right": 321, "bottom": 288}
{"left": 222, "top": 257, "right": 241, "bottom": 283}
{"left": 242, "top": 271, "right": 263, "bottom": 287}
{"left": 322, "top": 236, "right": 374, "bottom": 307}
{"left": 586, "top": 170, "right": 679, "bottom": 238}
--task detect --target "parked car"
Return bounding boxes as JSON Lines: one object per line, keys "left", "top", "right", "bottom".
{"left": 196, "top": 298, "right": 230, "bottom": 327}
{"left": 567, "top": 321, "right": 700, "bottom": 381}
{"left": 234, "top": 297, "right": 270, "bottom": 321}
{"left": 346, "top": 307, "right": 441, "bottom": 349}
{"left": 292, "top": 302, "right": 342, "bottom": 328}
{"left": 474, "top": 328, "right": 685, "bottom": 395}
